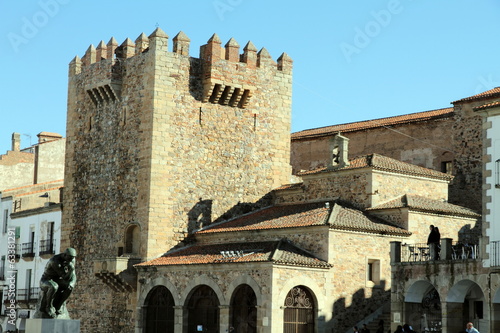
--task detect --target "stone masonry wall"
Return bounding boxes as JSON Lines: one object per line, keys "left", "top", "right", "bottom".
{"left": 275, "top": 171, "right": 372, "bottom": 209}
{"left": 62, "top": 29, "right": 293, "bottom": 333}
{"left": 0, "top": 151, "right": 34, "bottom": 191}
{"left": 35, "top": 138, "right": 65, "bottom": 184}
{"left": 450, "top": 101, "right": 486, "bottom": 212}
{"left": 291, "top": 117, "right": 454, "bottom": 175}
{"left": 371, "top": 172, "right": 448, "bottom": 207}
{"left": 327, "top": 230, "right": 400, "bottom": 333}
{"left": 275, "top": 169, "right": 449, "bottom": 210}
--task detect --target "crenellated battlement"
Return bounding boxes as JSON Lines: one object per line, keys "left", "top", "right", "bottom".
{"left": 69, "top": 28, "right": 292, "bottom": 109}
{"left": 72, "top": 28, "right": 292, "bottom": 73}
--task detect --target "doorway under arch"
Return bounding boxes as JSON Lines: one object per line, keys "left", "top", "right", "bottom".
{"left": 283, "top": 285, "right": 315, "bottom": 333}
{"left": 230, "top": 284, "right": 257, "bottom": 333}
{"left": 186, "top": 285, "right": 220, "bottom": 333}
{"left": 446, "top": 280, "right": 486, "bottom": 333}
{"left": 404, "top": 281, "right": 442, "bottom": 332}
{"left": 144, "top": 285, "right": 175, "bottom": 333}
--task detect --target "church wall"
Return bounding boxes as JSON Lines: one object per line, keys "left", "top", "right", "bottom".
{"left": 291, "top": 117, "right": 453, "bottom": 175}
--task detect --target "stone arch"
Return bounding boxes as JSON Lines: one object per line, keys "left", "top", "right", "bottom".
{"left": 405, "top": 280, "right": 436, "bottom": 303}
{"left": 446, "top": 279, "right": 486, "bottom": 333}
{"left": 143, "top": 285, "right": 175, "bottom": 333}
{"left": 138, "top": 276, "right": 181, "bottom": 307}
{"left": 272, "top": 275, "right": 325, "bottom": 333}
{"left": 124, "top": 223, "right": 140, "bottom": 255}
{"left": 404, "top": 280, "right": 442, "bottom": 332}
{"left": 283, "top": 285, "right": 316, "bottom": 333}
{"left": 180, "top": 274, "right": 225, "bottom": 305}
{"left": 226, "top": 274, "right": 262, "bottom": 306}
{"left": 185, "top": 284, "right": 220, "bottom": 333}
{"left": 230, "top": 284, "right": 258, "bottom": 333}
{"left": 277, "top": 275, "right": 324, "bottom": 310}
{"left": 446, "top": 279, "right": 484, "bottom": 303}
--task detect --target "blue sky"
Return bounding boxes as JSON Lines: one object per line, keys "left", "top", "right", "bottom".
{"left": 1, "top": 1, "right": 500, "bottom": 154}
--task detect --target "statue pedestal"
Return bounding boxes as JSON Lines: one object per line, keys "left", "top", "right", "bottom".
{"left": 26, "top": 319, "right": 80, "bottom": 333}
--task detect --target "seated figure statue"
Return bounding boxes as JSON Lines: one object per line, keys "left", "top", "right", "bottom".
{"left": 34, "top": 247, "right": 77, "bottom": 319}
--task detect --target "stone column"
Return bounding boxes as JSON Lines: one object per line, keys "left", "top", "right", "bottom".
{"left": 441, "top": 301, "right": 462, "bottom": 333}
{"left": 219, "top": 304, "right": 230, "bottom": 333}
{"left": 174, "top": 305, "right": 184, "bottom": 333}
{"left": 391, "top": 241, "right": 401, "bottom": 263}
{"left": 441, "top": 238, "right": 453, "bottom": 260}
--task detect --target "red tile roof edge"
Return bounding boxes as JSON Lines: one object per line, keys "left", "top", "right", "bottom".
{"left": 473, "top": 100, "right": 500, "bottom": 111}
{"left": 291, "top": 107, "right": 454, "bottom": 140}
{"left": 135, "top": 239, "right": 332, "bottom": 269}
{"left": 2, "top": 179, "right": 64, "bottom": 193}
{"left": 453, "top": 87, "right": 500, "bottom": 104}
{"left": 367, "top": 194, "right": 480, "bottom": 217}
{"left": 296, "top": 154, "right": 453, "bottom": 181}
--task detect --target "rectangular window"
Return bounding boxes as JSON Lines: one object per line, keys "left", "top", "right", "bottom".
{"left": 367, "top": 259, "right": 381, "bottom": 286}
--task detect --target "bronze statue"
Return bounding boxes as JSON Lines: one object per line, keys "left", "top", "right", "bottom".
{"left": 34, "top": 248, "right": 77, "bottom": 319}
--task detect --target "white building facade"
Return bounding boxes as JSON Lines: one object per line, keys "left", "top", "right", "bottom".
{"left": 0, "top": 132, "right": 65, "bottom": 333}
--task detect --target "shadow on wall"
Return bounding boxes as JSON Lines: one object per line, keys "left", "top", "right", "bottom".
{"left": 329, "top": 280, "right": 389, "bottom": 333}
{"left": 188, "top": 199, "right": 213, "bottom": 233}
{"left": 180, "top": 192, "right": 274, "bottom": 246}
{"left": 457, "top": 224, "right": 481, "bottom": 245}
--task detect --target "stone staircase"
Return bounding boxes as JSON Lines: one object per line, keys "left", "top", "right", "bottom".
{"left": 348, "top": 302, "right": 391, "bottom": 333}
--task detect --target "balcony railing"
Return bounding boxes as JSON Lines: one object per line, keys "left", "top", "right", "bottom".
{"left": 402, "top": 243, "right": 430, "bottom": 262}
{"left": 39, "top": 239, "right": 56, "bottom": 255}
{"left": 21, "top": 242, "right": 36, "bottom": 258}
{"left": 12, "top": 243, "right": 21, "bottom": 259}
{"left": 16, "top": 288, "right": 40, "bottom": 302}
{"left": 396, "top": 239, "right": 480, "bottom": 263}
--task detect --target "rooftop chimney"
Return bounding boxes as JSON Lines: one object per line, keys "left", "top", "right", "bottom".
{"left": 11, "top": 133, "right": 21, "bottom": 151}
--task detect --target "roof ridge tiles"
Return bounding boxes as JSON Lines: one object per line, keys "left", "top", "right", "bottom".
{"left": 291, "top": 107, "right": 454, "bottom": 140}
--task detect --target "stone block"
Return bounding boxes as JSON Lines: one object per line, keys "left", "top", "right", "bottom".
{"left": 26, "top": 319, "right": 80, "bottom": 333}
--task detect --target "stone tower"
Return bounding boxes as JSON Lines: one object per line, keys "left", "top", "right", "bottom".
{"left": 61, "top": 28, "right": 292, "bottom": 332}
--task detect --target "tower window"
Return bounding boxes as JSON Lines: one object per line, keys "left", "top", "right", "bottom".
{"left": 441, "top": 161, "right": 453, "bottom": 174}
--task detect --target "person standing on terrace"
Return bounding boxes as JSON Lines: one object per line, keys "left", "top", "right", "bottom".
{"left": 427, "top": 225, "right": 440, "bottom": 260}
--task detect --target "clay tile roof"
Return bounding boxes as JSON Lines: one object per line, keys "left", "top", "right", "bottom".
{"left": 329, "top": 204, "right": 411, "bottom": 236}
{"left": 197, "top": 202, "right": 330, "bottom": 233}
{"left": 136, "top": 239, "right": 331, "bottom": 268}
{"left": 453, "top": 87, "right": 500, "bottom": 103}
{"left": 473, "top": 100, "right": 500, "bottom": 111}
{"left": 367, "top": 194, "right": 480, "bottom": 217}
{"left": 291, "top": 107, "right": 453, "bottom": 140}
{"left": 297, "top": 154, "right": 453, "bottom": 181}
{"left": 196, "top": 200, "right": 409, "bottom": 237}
